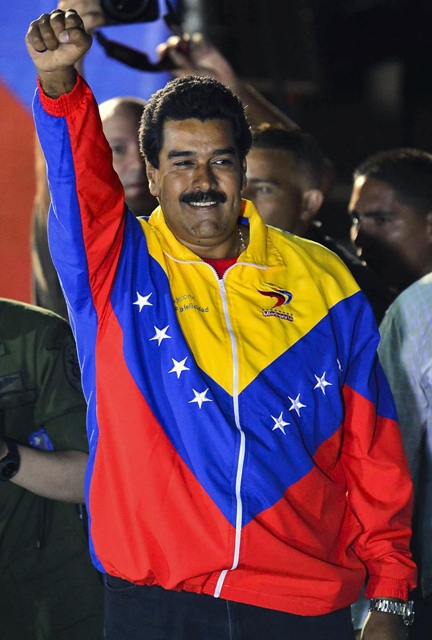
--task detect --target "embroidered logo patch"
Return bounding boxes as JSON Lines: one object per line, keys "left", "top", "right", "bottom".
{"left": 258, "top": 286, "right": 294, "bottom": 321}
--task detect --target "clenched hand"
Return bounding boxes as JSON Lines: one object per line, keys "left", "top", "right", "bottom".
{"left": 25, "top": 10, "right": 92, "bottom": 97}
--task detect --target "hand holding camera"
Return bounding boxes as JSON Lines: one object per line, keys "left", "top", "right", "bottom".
{"left": 157, "top": 33, "right": 240, "bottom": 91}
{"left": 57, "top": 0, "right": 106, "bottom": 33}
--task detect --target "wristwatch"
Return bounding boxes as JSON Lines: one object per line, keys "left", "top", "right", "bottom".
{"left": 0, "top": 438, "right": 21, "bottom": 481}
{"left": 369, "top": 598, "right": 415, "bottom": 626}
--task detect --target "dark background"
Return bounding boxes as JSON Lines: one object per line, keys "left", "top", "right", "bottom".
{"left": 187, "top": 0, "right": 432, "bottom": 240}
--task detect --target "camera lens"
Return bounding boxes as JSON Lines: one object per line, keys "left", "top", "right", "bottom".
{"left": 101, "top": 0, "right": 158, "bottom": 23}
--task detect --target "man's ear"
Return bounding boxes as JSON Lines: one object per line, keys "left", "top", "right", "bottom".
{"left": 300, "top": 189, "right": 324, "bottom": 223}
{"left": 145, "top": 161, "right": 159, "bottom": 198}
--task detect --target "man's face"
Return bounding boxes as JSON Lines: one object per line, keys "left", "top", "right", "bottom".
{"left": 146, "top": 118, "right": 246, "bottom": 257}
{"left": 349, "top": 176, "right": 431, "bottom": 291}
{"left": 103, "top": 108, "right": 157, "bottom": 217}
{"left": 242, "top": 147, "right": 304, "bottom": 233}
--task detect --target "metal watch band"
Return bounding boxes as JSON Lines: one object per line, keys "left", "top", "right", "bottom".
{"left": 369, "top": 598, "right": 415, "bottom": 626}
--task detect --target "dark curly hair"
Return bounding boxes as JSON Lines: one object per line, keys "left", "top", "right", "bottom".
{"left": 139, "top": 75, "right": 252, "bottom": 168}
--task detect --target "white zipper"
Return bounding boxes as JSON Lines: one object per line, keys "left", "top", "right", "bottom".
{"left": 213, "top": 275, "right": 247, "bottom": 598}
{"left": 164, "top": 253, "right": 270, "bottom": 595}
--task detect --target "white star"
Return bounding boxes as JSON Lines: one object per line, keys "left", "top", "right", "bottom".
{"left": 133, "top": 291, "right": 153, "bottom": 311}
{"left": 271, "top": 412, "right": 290, "bottom": 435}
{"left": 189, "top": 388, "right": 212, "bottom": 409}
{"left": 149, "top": 325, "right": 171, "bottom": 346}
{"left": 314, "top": 372, "right": 332, "bottom": 395}
{"left": 288, "top": 394, "right": 307, "bottom": 416}
{"left": 168, "top": 357, "right": 190, "bottom": 379}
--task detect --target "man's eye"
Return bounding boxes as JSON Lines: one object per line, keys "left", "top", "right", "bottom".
{"left": 256, "top": 186, "right": 272, "bottom": 195}
{"left": 174, "top": 160, "right": 193, "bottom": 167}
{"left": 214, "top": 158, "right": 233, "bottom": 166}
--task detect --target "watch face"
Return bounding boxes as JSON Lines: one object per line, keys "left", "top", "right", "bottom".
{"left": 0, "top": 457, "right": 20, "bottom": 481}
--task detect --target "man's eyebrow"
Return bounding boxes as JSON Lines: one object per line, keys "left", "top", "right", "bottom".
{"left": 166, "top": 147, "right": 237, "bottom": 160}
{"left": 167, "top": 150, "right": 195, "bottom": 159}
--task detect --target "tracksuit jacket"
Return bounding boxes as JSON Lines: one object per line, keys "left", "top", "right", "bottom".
{"left": 33, "top": 75, "right": 416, "bottom": 616}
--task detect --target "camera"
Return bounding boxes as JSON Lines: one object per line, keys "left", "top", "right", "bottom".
{"left": 101, "top": 0, "right": 160, "bottom": 25}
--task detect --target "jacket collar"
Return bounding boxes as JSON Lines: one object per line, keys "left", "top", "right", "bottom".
{"left": 147, "top": 199, "right": 285, "bottom": 268}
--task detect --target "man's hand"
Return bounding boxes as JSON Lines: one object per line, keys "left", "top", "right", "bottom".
{"left": 25, "top": 10, "right": 92, "bottom": 97}
{"left": 57, "top": 0, "right": 106, "bottom": 34}
{"left": 361, "top": 611, "right": 408, "bottom": 640}
{"left": 157, "top": 33, "right": 240, "bottom": 93}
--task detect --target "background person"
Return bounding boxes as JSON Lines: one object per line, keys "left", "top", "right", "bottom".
{"left": 0, "top": 298, "right": 104, "bottom": 640}
{"left": 243, "top": 124, "right": 394, "bottom": 323}
{"left": 379, "top": 275, "right": 432, "bottom": 640}
{"left": 349, "top": 148, "right": 432, "bottom": 298}
{"left": 243, "top": 124, "right": 325, "bottom": 235}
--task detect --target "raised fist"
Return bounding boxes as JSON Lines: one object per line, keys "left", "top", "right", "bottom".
{"left": 25, "top": 10, "right": 92, "bottom": 75}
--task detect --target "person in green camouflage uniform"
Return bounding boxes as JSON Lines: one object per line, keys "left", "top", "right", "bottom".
{"left": 0, "top": 298, "right": 104, "bottom": 640}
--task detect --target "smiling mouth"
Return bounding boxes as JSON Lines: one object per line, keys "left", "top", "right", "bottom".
{"left": 181, "top": 190, "right": 227, "bottom": 207}
{"left": 187, "top": 200, "right": 218, "bottom": 207}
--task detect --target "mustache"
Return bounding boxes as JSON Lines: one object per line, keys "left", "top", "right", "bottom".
{"left": 180, "top": 190, "right": 227, "bottom": 205}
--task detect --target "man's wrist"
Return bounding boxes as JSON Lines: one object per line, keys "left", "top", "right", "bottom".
{"left": 38, "top": 67, "right": 77, "bottom": 98}
{"left": 0, "top": 439, "right": 21, "bottom": 482}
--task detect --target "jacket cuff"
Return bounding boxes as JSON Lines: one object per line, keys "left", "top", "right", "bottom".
{"left": 365, "top": 575, "right": 412, "bottom": 601}
{"left": 37, "top": 73, "right": 87, "bottom": 117}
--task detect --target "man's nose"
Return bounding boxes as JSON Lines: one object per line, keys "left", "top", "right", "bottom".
{"left": 352, "top": 217, "right": 377, "bottom": 251}
{"left": 193, "top": 163, "right": 217, "bottom": 190}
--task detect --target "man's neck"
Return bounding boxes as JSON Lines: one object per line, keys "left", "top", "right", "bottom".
{"left": 178, "top": 225, "right": 249, "bottom": 260}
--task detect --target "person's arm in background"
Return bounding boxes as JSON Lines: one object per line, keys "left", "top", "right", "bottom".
{"left": 157, "top": 33, "right": 298, "bottom": 129}
{"left": 0, "top": 304, "right": 90, "bottom": 503}
{"left": 0, "top": 442, "right": 87, "bottom": 503}
{"left": 31, "top": 0, "right": 106, "bottom": 319}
